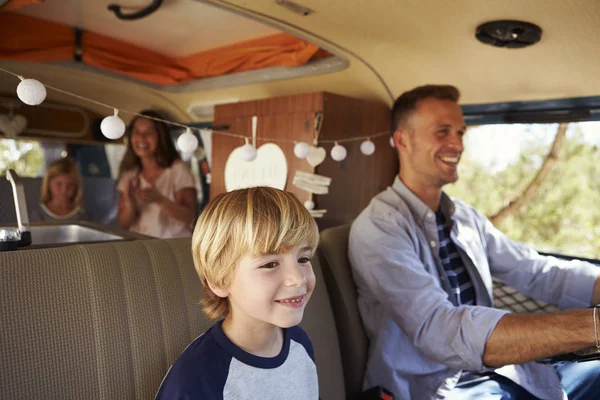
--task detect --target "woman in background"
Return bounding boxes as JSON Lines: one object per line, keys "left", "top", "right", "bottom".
{"left": 31, "top": 157, "right": 88, "bottom": 222}
{"left": 116, "top": 110, "right": 197, "bottom": 238}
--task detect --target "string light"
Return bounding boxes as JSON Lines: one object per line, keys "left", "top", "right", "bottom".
{"left": 293, "top": 141, "right": 311, "bottom": 159}
{"left": 1, "top": 67, "right": 395, "bottom": 162}
{"left": 100, "top": 109, "right": 126, "bottom": 139}
{"left": 238, "top": 138, "right": 257, "bottom": 162}
{"left": 330, "top": 142, "right": 347, "bottom": 161}
{"left": 360, "top": 139, "right": 376, "bottom": 155}
{"left": 16, "top": 77, "right": 46, "bottom": 106}
{"left": 177, "top": 127, "right": 199, "bottom": 153}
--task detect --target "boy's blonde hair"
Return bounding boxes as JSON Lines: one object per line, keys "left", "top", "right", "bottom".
{"left": 191, "top": 187, "right": 319, "bottom": 320}
{"left": 40, "top": 157, "right": 83, "bottom": 207}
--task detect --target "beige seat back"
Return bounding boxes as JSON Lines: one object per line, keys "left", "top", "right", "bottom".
{"left": 317, "top": 225, "right": 369, "bottom": 399}
{"left": 302, "top": 246, "right": 347, "bottom": 399}
{"left": 0, "top": 238, "right": 345, "bottom": 399}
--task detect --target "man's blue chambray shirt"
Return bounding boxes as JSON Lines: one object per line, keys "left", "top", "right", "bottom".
{"left": 349, "top": 176, "right": 600, "bottom": 400}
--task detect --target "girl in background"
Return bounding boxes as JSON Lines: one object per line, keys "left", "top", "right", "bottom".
{"left": 116, "top": 110, "right": 197, "bottom": 238}
{"left": 32, "top": 157, "right": 88, "bottom": 221}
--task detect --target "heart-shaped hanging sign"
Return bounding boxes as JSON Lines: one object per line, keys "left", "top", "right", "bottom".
{"left": 0, "top": 114, "right": 27, "bottom": 139}
{"left": 224, "top": 143, "right": 288, "bottom": 192}
{"left": 306, "top": 146, "right": 326, "bottom": 167}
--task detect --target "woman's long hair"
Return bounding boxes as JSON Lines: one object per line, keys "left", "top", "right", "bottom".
{"left": 117, "top": 110, "right": 180, "bottom": 181}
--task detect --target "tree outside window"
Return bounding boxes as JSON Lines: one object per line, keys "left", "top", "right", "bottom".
{"left": 446, "top": 121, "right": 600, "bottom": 259}
{"left": 0, "top": 139, "right": 44, "bottom": 177}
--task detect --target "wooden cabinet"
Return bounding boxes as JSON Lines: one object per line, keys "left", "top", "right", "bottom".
{"left": 212, "top": 92, "right": 398, "bottom": 229}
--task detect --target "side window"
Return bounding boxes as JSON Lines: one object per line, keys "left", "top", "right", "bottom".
{"left": 0, "top": 139, "right": 45, "bottom": 177}
{"left": 446, "top": 121, "right": 600, "bottom": 259}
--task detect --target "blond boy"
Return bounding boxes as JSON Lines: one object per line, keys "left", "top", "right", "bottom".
{"left": 156, "top": 187, "right": 320, "bottom": 399}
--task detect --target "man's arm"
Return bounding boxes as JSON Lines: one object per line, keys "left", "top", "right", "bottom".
{"left": 483, "top": 309, "right": 597, "bottom": 367}
{"left": 352, "top": 210, "right": 600, "bottom": 371}
{"left": 473, "top": 208, "right": 600, "bottom": 366}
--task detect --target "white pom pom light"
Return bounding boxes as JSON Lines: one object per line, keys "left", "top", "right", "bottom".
{"left": 360, "top": 139, "right": 376, "bottom": 156}
{"left": 294, "top": 141, "right": 311, "bottom": 159}
{"left": 177, "top": 128, "right": 199, "bottom": 153}
{"left": 238, "top": 138, "right": 257, "bottom": 162}
{"left": 100, "top": 109, "right": 126, "bottom": 140}
{"left": 7, "top": 74, "right": 398, "bottom": 159}
{"left": 304, "top": 200, "right": 315, "bottom": 210}
{"left": 330, "top": 142, "right": 347, "bottom": 162}
{"left": 17, "top": 78, "right": 46, "bottom": 106}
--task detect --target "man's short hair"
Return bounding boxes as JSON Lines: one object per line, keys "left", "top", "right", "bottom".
{"left": 391, "top": 85, "right": 461, "bottom": 134}
{"left": 191, "top": 187, "right": 319, "bottom": 320}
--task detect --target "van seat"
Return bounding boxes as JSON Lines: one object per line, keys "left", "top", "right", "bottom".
{"left": 0, "top": 238, "right": 345, "bottom": 399}
{"left": 317, "top": 224, "right": 369, "bottom": 399}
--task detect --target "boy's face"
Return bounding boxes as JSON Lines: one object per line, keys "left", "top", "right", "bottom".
{"left": 218, "top": 243, "right": 315, "bottom": 329}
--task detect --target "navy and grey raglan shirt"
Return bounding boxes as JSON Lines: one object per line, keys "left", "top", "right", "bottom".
{"left": 155, "top": 320, "right": 319, "bottom": 399}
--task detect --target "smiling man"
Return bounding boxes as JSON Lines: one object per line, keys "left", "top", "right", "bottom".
{"left": 349, "top": 85, "right": 600, "bottom": 399}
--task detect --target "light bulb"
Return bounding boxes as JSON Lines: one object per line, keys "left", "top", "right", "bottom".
{"left": 16, "top": 78, "right": 46, "bottom": 106}
{"left": 330, "top": 142, "right": 347, "bottom": 162}
{"left": 360, "top": 139, "right": 376, "bottom": 156}
{"left": 294, "top": 142, "right": 311, "bottom": 159}
{"left": 100, "top": 109, "right": 126, "bottom": 139}
{"left": 238, "top": 138, "right": 257, "bottom": 162}
{"left": 177, "top": 128, "right": 199, "bottom": 153}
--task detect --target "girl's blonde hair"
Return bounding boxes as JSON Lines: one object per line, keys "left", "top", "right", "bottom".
{"left": 191, "top": 187, "right": 319, "bottom": 320}
{"left": 40, "top": 157, "right": 83, "bottom": 207}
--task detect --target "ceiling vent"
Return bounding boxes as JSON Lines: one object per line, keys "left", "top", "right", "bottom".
{"left": 476, "top": 20, "right": 542, "bottom": 48}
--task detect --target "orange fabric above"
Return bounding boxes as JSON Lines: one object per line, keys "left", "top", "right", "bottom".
{"left": 82, "top": 32, "right": 191, "bottom": 85}
{"left": 0, "top": 12, "right": 331, "bottom": 85}
{"left": 0, "top": 0, "right": 45, "bottom": 12}
{"left": 178, "top": 33, "right": 325, "bottom": 79}
{"left": 0, "top": 13, "right": 74, "bottom": 62}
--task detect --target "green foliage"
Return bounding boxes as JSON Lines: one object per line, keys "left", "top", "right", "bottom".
{"left": 446, "top": 123, "right": 600, "bottom": 259}
{"left": 0, "top": 139, "right": 44, "bottom": 178}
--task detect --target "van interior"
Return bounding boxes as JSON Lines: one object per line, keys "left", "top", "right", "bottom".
{"left": 2, "top": 0, "right": 600, "bottom": 398}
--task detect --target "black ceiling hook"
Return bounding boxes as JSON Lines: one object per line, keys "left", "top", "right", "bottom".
{"left": 107, "top": 0, "right": 163, "bottom": 21}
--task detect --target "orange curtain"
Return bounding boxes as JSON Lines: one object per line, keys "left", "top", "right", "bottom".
{"left": 0, "top": 13, "right": 74, "bottom": 61}
{"left": 0, "top": 0, "right": 45, "bottom": 12}
{"left": 178, "top": 33, "right": 325, "bottom": 79}
{"left": 82, "top": 32, "right": 191, "bottom": 85}
{"left": 0, "top": 12, "right": 331, "bottom": 85}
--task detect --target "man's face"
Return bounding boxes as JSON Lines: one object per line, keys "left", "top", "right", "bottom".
{"left": 396, "top": 97, "right": 466, "bottom": 189}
